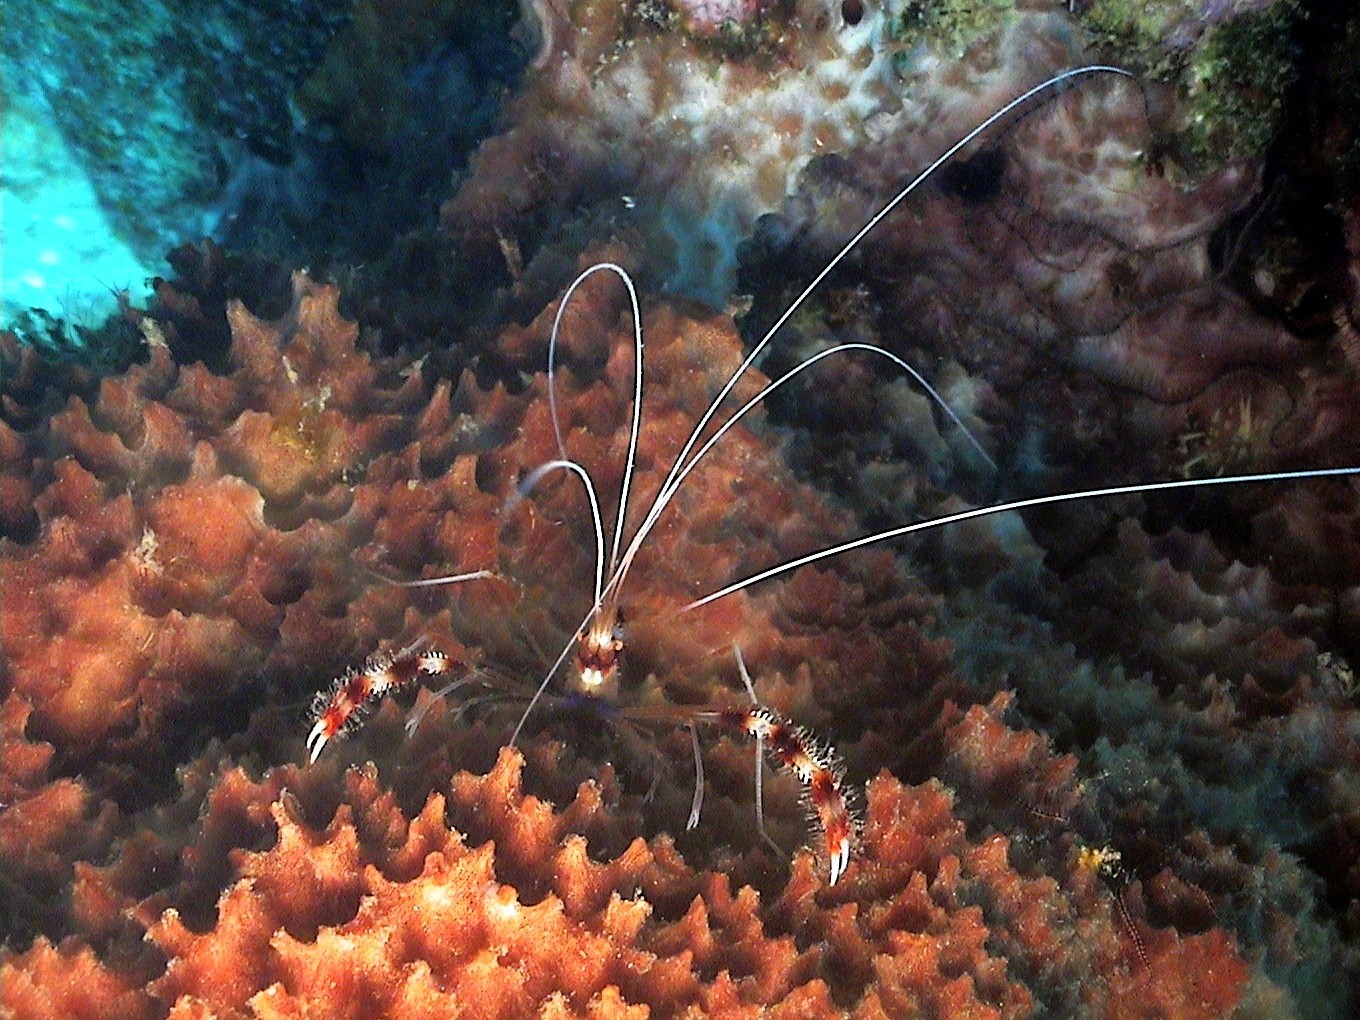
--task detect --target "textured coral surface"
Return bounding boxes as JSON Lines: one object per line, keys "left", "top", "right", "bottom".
{"left": 5, "top": 2, "right": 1360, "bottom": 1017}
{"left": 4, "top": 251, "right": 1358, "bottom": 1016}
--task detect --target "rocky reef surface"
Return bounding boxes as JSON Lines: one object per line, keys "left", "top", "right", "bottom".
{"left": 4, "top": 1, "right": 1360, "bottom": 1018}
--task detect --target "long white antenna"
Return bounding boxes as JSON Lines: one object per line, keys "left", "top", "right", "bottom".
{"left": 609, "top": 65, "right": 1134, "bottom": 599}
{"left": 510, "top": 459, "right": 607, "bottom": 607}
{"left": 546, "top": 262, "right": 645, "bottom": 583}
{"left": 683, "top": 467, "right": 1360, "bottom": 612}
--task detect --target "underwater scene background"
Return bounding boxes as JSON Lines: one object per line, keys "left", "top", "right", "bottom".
{"left": 4, "top": 1, "right": 1360, "bottom": 1016}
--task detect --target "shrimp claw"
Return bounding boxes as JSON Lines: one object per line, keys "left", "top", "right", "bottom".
{"left": 306, "top": 647, "right": 454, "bottom": 763}
{"left": 712, "top": 703, "right": 859, "bottom": 885}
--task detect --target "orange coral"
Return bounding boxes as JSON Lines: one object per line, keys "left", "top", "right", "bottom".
{"left": 0, "top": 261, "right": 1351, "bottom": 1015}
{"left": 1, "top": 939, "right": 153, "bottom": 1020}
{"left": 2, "top": 744, "right": 1253, "bottom": 1017}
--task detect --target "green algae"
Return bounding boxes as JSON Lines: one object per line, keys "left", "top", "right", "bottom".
{"left": 892, "top": 0, "right": 1015, "bottom": 58}
{"left": 1082, "top": 0, "right": 1304, "bottom": 169}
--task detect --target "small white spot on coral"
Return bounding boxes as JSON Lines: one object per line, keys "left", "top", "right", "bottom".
{"left": 484, "top": 885, "right": 521, "bottom": 924}
{"left": 134, "top": 527, "right": 162, "bottom": 575}
{"left": 421, "top": 882, "right": 455, "bottom": 912}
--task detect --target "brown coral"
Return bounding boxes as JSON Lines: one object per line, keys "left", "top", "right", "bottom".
{"left": 2, "top": 253, "right": 1356, "bottom": 1015}
{"left": 1, "top": 742, "right": 1256, "bottom": 1018}
{"left": 7, "top": 1, "right": 1360, "bottom": 1014}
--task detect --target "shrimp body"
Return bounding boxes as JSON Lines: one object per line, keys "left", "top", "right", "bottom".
{"left": 303, "top": 63, "right": 1360, "bottom": 890}
{"left": 573, "top": 603, "right": 624, "bottom": 700}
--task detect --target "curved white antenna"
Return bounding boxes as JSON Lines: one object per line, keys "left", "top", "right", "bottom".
{"left": 685, "top": 722, "right": 704, "bottom": 830}
{"left": 387, "top": 569, "right": 496, "bottom": 588}
{"left": 608, "top": 65, "right": 1133, "bottom": 610}
{"left": 546, "top": 262, "right": 645, "bottom": 582}
{"left": 682, "top": 466, "right": 1360, "bottom": 612}
{"left": 511, "top": 64, "right": 1135, "bottom": 739}
{"left": 602, "top": 340, "right": 999, "bottom": 603}
{"left": 511, "top": 459, "right": 608, "bottom": 607}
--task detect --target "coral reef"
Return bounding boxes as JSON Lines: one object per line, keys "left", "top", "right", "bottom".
{"left": 4, "top": 243, "right": 1359, "bottom": 1014}
{"left": 1079, "top": 0, "right": 1304, "bottom": 165}
{"left": 443, "top": 0, "right": 1309, "bottom": 305}
{"left": 5, "top": 0, "right": 1360, "bottom": 1016}
{"left": 0, "top": 724, "right": 1255, "bottom": 1018}
{"left": 755, "top": 50, "right": 1360, "bottom": 518}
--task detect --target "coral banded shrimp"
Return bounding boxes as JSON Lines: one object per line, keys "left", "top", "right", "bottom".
{"left": 306, "top": 64, "right": 1360, "bottom": 885}
{"left": 309, "top": 641, "right": 860, "bottom": 884}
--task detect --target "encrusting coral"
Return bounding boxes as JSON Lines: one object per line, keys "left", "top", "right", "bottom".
{"left": 4, "top": 246, "right": 1356, "bottom": 1016}
{"left": 444, "top": 0, "right": 1307, "bottom": 305}
{"left": 440, "top": 0, "right": 1360, "bottom": 534}
{"left": 2, "top": 729, "right": 1251, "bottom": 1019}
{"left": 5, "top": 3, "right": 1360, "bottom": 1010}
